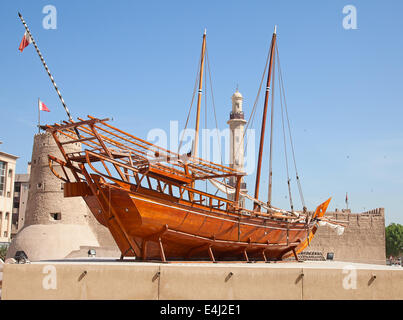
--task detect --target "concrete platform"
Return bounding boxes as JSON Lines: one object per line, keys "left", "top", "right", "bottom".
{"left": 2, "top": 259, "right": 403, "bottom": 300}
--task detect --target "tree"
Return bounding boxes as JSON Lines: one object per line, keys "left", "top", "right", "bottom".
{"left": 0, "top": 245, "right": 8, "bottom": 261}
{"left": 385, "top": 223, "right": 403, "bottom": 257}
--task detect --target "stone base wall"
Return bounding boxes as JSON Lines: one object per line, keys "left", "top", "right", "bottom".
{"left": 2, "top": 261, "right": 403, "bottom": 300}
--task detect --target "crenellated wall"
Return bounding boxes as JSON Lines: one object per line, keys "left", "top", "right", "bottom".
{"left": 308, "top": 208, "right": 386, "bottom": 265}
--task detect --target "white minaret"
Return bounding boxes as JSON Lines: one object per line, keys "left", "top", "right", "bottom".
{"left": 227, "top": 89, "right": 247, "bottom": 205}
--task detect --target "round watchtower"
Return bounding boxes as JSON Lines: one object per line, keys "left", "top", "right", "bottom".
{"left": 7, "top": 131, "right": 118, "bottom": 261}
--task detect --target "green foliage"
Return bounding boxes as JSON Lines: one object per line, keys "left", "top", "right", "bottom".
{"left": 0, "top": 245, "right": 8, "bottom": 261}
{"left": 385, "top": 223, "right": 403, "bottom": 257}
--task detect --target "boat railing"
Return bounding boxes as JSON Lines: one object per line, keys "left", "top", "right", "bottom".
{"left": 46, "top": 116, "right": 245, "bottom": 182}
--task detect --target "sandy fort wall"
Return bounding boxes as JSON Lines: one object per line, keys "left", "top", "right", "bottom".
{"left": 308, "top": 208, "right": 386, "bottom": 265}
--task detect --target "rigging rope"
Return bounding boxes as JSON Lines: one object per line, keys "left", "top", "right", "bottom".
{"left": 206, "top": 46, "right": 224, "bottom": 166}
{"left": 277, "top": 43, "right": 294, "bottom": 212}
{"left": 230, "top": 42, "right": 272, "bottom": 182}
{"left": 206, "top": 46, "right": 232, "bottom": 195}
{"left": 204, "top": 48, "right": 208, "bottom": 192}
{"left": 241, "top": 45, "right": 272, "bottom": 153}
{"left": 177, "top": 50, "right": 203, "bottom": 154}
{"left": 276, "top": 43, "right": 306, "bottom": 211}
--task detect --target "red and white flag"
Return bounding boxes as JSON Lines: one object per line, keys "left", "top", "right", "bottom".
{"left": 39, "top": 99, "right": 50, "bottom": 112}
{"left": 18, "top": 31, "right": 32, "bottom": 52}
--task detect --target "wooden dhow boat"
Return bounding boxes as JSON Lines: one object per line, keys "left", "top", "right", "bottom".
{"left": 43, "top": 27, "right": 344, "bottom": 262}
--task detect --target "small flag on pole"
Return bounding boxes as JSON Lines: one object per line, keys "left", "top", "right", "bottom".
{"left": 345, "top": 192, "right": 349, "bottom": 210}
{"left": 18, "top": 30, "right": 32, "bottom": 52}
{"left": 39, "top": 99, "right": 50, "bottom": 112}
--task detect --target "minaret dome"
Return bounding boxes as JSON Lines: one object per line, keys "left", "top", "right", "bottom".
{"left": 231, "top": 89, "right": 243, "bottom": 113}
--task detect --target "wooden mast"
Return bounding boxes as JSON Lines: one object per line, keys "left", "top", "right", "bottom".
{"left": 254, "top": 26, "right": 277, "bottom": 211}
{"left": 267, "top": 32, "right": 276, "bottom": 208}
{"left": 193, "top": 29, "right": 207, "bottom": 158}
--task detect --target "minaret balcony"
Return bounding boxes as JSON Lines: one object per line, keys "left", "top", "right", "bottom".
{"left": 229, "top": 111, "right": 244, "bottom": 120}
{"left": 228, "top": 180, "right": 247, "bottom": 190}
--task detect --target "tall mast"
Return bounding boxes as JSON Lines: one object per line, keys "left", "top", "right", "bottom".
{"left": 267, "top": 31, "right": 276, "bottom": 207}
{"left": 254, "top": 26, "right": 277, "bottom": 211}
{"left": 193, "top": 29, "right": 207, "bottom": 158}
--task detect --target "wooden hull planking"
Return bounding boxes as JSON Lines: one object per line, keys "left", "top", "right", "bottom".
{"left": 67, "top": 177, "right": 330, "bottom": 262}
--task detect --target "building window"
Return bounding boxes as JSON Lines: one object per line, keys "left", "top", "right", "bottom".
{"left": 50, "top": 212, "right": 61, "bottom": 221}
{"left": 15, "top": 184, "right": 21, "bottom": 193}
{"left": 5, "top": 212, "right": 9, "bottom": 220}
{"left": 8, "top": 169, "right": 12, "bottom": 177}
{"left": 4, "top": 231, "right": 7, "bottom": 237}
{"left": 0, "top": 161, "right": 6, "bottom": 196}
{"left": 37, "top": 182, "right": 43, "bottom": 189}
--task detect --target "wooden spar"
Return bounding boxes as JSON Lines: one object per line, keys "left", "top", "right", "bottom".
{"left": 17, "top": 12, "right": 81, "bottom": 138}
{"left": 254, "top": 26, "right": 277, "bottom": 211}
{"left": 193, "top": 29, "right": 207, "bottom": 159}
{"left": 267, "top": 30, "right": 276, "bottom": 208}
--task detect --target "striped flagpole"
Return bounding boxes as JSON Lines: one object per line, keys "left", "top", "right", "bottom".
{"left": 18, "top": 12, "right": 80, "bottom": 137}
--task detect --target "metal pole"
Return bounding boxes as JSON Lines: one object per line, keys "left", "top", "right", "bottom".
{"left": 18, "top": 12, "right": 80, "bottom": 137}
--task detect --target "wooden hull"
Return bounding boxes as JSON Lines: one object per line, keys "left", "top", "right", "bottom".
{"left": 67, "top": 178, "right": 329, "bottom": 262}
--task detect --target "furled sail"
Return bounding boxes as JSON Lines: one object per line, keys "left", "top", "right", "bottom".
{"left": 209, "top": 178, "right": 300, "bottom": 218}
{"left": 209, "top": 178, "right": 236, "bottom": 194}
{"left": 318, "top": 220, "right": 345, "bottom": 235}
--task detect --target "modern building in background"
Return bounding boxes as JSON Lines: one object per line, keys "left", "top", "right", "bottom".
{"left": 11, "top": 163, "right": 30, "bottom": 238}
{"left": 0, "top": 150, "right": 18, "bottom": 244}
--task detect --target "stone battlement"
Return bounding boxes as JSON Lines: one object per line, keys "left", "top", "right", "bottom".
{"left": 309, "top": 208, "right": 386, "bottom": 265}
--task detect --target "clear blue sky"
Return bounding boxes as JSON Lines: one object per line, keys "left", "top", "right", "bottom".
{"left": 1, "top": 0, "right": 402, "bottom": 225}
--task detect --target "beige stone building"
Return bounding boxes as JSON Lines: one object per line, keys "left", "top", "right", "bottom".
{"left": 0, "top": 151, "right": 18, "bottom": 244}
{"left": 11, "top": 164, "right": 30, "bottom": 238}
